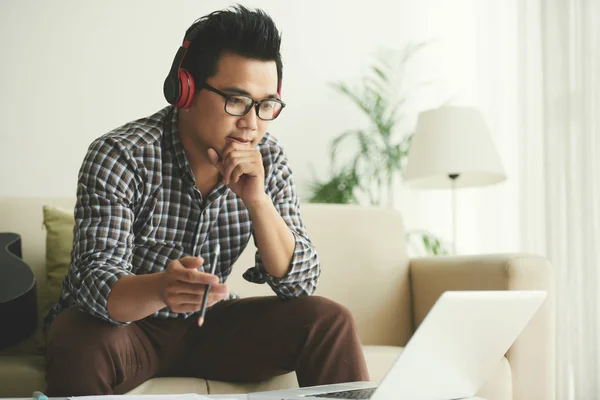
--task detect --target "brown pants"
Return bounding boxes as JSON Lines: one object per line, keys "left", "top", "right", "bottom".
{"left": 45, "top": 295, "right": 369, "bottom": 396}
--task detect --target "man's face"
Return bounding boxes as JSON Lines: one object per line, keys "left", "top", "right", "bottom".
{"left": 183, "top": 51, "right": 279, "bottom": 157}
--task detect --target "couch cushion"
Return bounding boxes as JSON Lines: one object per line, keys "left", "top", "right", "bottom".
{"left": 226, "top": 204, "right": 413, "bottom": 348}
{"left": 125, "top": 377, "right": 209, "bottom": 395}
{"left": 0, "top": 355, "right": 46, "bottom": 397}
{"left": 127, "top": 346, "right": 512, "bottom": 398}
{"left": 362, "top": 345, "right": 403, "bottom": 382}
{"left": 126, "top": 346, "right": 402, "bottom": 395}
{"left": 0, "top": 346, "right": 399, "bottom": 396}
{"left": 0, "top": 345, "right": 512, "bottom": 398}
{"left": 126, "top": 373, "right": 298, "bottom": 395}
{"left": 205, "top": 373, "right": 299, "bottom": 395}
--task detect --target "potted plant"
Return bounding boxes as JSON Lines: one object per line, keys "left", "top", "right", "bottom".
{"left": 307, "top": 43, "right": 449, "bottom": 256}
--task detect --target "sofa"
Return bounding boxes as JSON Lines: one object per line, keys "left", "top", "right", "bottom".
{"left": 0, "top": 197, "right": 555, "bottom": 399}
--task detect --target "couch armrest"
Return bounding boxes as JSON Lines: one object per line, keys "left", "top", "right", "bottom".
{"left": 409, "top": 254, "right": 555, "bottom": 400}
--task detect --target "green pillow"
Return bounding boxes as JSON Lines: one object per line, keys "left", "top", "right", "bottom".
{"left": 42, "top": 205, "right": 75, "bottom": 316}
{"left": 0, "top": 205, "right": 74, "bottom": 356}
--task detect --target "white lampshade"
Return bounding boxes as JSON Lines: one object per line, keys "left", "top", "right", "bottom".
{"left": 403, "top": 106, "right": 506, "bottom": 189}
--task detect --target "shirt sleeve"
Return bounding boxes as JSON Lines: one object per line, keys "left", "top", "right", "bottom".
{"left": 66, "top": 137, "right": 139, "bottom": 325}
{"left": 242, "top": 146, "right": 321, "bottom": 299}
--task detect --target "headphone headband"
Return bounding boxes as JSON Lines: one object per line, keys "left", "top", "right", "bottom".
{"left": 163, "top": 22, "right": 282, "bottom": 108}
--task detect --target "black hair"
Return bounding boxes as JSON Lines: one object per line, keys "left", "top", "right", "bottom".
{"left": 182, "top": 4, "right": 283, "bottom": 92}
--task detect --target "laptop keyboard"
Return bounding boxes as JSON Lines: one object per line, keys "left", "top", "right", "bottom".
{"left": 311, "top": 387, "right": 377, "bottom": 399}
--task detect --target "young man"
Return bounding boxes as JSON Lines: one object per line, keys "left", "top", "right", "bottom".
{"left": 44, "top": 5, "right": 369, "bottom": 396}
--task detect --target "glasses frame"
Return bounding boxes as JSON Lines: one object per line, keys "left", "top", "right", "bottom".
{"left": 201, "top": 82, "right": 286, "bottom": 121}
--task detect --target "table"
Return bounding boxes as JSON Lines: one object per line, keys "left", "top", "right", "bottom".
{"left": 5, "top": 395, "right": 247, "bottom": 400}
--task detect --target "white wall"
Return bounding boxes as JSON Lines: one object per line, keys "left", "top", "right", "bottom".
{"left": 0, "top": 0, "right": 521, "bottom": 255}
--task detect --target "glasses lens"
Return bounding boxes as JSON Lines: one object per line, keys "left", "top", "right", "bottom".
{"left": 225, "top": 96, "right": 253, "bottom": 116}
{"left": 258, "top": 101, "right": 283, "bottom": 120}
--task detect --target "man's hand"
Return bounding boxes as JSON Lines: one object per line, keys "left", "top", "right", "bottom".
{"left": 207, "top": 142, "right": 266, "bottom": 206}
{"left": 160, "top": 256, "right": 229, "bottom": 325}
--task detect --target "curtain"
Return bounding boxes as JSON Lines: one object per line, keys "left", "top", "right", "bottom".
{"left": 518, "top": 0, "right": 600, "bottom": 398}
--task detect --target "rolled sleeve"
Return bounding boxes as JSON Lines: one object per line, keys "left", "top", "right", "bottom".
{"left": 243, "top": 145, "right": 321, "bottom": 299}
{"left": 68, "top": 138, "right": 139, "bottom": 325}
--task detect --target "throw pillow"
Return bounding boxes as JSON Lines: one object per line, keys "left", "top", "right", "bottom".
{"left": 42, "top": 205, "right": 75, "bottom": 317}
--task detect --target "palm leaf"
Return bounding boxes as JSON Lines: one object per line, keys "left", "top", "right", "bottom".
{"left": 330, "top": 129, "right": 376, "bottom": 169}
{"left": 311, "top": 43, "right": 438, "bottom": 209}
{"left": 330, "top": 82, "right": 373, "bottom": 121}
{"left": 307, "top": 168, "right": 360, "bottom": 204}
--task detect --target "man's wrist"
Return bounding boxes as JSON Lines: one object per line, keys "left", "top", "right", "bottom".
{"left": 244, "top": 192, "right": 272, "bottom": 214}
{"left": 156, "top": 270, "right": 168, "bottom": 308}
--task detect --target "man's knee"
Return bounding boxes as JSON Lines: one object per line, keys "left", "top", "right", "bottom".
{"left": 47, "top": 307, "right": 125, "bottom": 354}
{"left": 45, "top": 308, "right": 126, "bottom": 395}
{"left": 291, "top": 295, "right": 356, "bottom": 328}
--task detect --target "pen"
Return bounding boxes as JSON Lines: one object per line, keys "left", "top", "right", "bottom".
{"left": 32, "top": 391, "right": 48, "bottom": 400}
{"left": 198, "top": 242, "right": 220, "bottom": 326}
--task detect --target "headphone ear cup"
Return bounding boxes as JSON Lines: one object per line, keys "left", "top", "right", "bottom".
{"left": 163, "top": 74, "right": 180, "bottom": 105}
{"left": 175, "top": 69, "right": 195, "bottom": 109}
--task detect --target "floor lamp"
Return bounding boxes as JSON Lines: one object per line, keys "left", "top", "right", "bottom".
{"left": 402, "top": 106, "right": 507, "bottom": 254}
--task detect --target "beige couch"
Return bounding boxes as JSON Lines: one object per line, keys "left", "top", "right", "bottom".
{"left": 0, "top": 197, "right": 555, "bottom": 399}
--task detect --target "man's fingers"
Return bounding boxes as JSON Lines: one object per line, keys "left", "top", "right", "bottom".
{"left": 164, "top": 281, "right": 199, "bottom": 296}
{"left": 177, "top": 256, "right": 204, "bottom": 269}
{"left": 172, "top": 289, "right": 228, "bottom": 303}
{"left": 207, "top": 148, "right": 222, "bottom": 170}
{"left": 222, "top": 141, "right": 251, "bottom": 160}
{"left": 209, "top": 144, "right": 258, "bottom": 184}
{"left": 170, "top": 292, "right": 204, "bottom": 303}
{"left": 171, "top": 303, "right": 202, "bottom": 314}
{"left": 222, "top": 156, "right": 256, "bottom": 184}
{"left": 221, "top": 144, "right": 236, "bottom": 163}
{"left": 177, "top": 270, "right": 220, "bottom": 285}
{"left": 209, "top": 282, "right": 229, "bottom": 293}
{"left": 217, "top": 143, "right": 262, "bottom": 184}
{"left": 169, "top": 281, "right": 228, "bottom": 295}
{"left": 231, "top": 163, "right": 255, "bottom": 183}
{"left": 172, "top": 257, "right": 219, "bottom": 285}
{"left": 213, "top": 143, "right": 250, "bottom": 168}
{"left": 169, "top": 292, "right": 229, "bottom": 314}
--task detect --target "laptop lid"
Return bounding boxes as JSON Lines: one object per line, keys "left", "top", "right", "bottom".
{"left": 371, "top": 290, "right": 547, "bottom": 400}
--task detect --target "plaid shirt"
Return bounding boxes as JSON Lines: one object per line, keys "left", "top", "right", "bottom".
{"left": 44, "top": 106, "right": 320, "bottom": 330}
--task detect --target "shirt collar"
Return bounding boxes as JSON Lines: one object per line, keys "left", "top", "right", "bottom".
{"left": 164, "top": 106, "right": 194, "bottom": 183}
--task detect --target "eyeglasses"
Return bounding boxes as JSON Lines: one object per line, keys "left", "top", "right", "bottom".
{"left": 202, "top": 82, "right": 286, "bottom": 121}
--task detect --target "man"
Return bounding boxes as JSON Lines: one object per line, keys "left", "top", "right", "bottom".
{"left": 44, "top": 4, "right": 369, "bottom": 396}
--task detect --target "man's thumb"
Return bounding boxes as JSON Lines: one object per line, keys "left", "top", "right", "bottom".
{"left": 179, "top": 256, "right": 204, "bottom": 269}
{"left": 207, "top": 148, "right": 221, "bottom": 167}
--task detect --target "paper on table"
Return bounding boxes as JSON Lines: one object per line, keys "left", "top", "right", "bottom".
{"left": 68, "top": 394, "right": 242, "bottom": 400}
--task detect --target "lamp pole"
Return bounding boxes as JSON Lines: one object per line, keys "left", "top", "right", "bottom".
{"left": 449, "top": 173, "right": 460, "bottom": 254}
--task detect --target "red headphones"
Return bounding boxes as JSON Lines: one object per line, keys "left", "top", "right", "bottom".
{"left": 163, "top": 26, "right": 203, "bottom": 109}
{"left": 163, "top": 25, "right": 282, "bottom": 110}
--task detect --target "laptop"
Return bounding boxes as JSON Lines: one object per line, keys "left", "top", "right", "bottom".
{"left": 248, "top": 290, "right": 547, "bottom": 400}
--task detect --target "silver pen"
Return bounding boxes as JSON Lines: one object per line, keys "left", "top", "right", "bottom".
{"left": 198, "top": 243, "right": 220, "bottom": 326}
